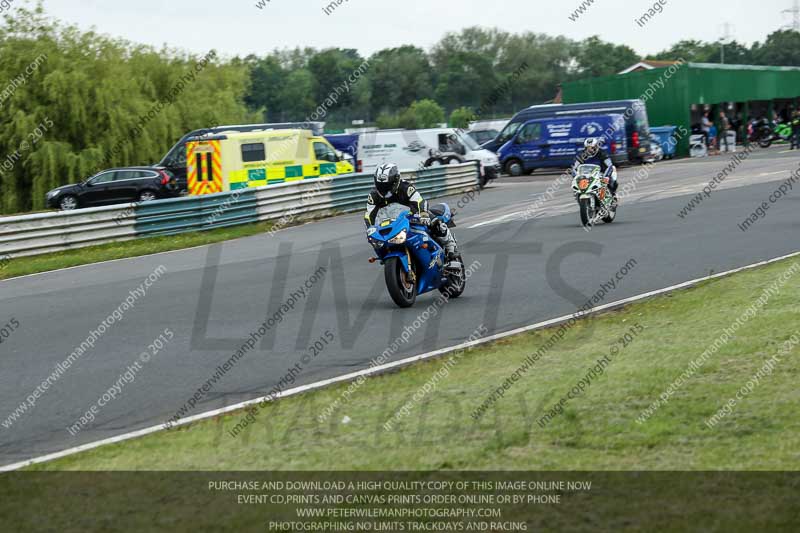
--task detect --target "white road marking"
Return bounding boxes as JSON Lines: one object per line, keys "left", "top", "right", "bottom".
{"left": 758, "top": 171, "right": 788, "bottom": 177}
{"left": 2, "top": 249, "right": 799, "bottom": 472}
{"left": 468, "top": 211, "right": 529, "bottom": 228}
{"left": 470, "top": 161, "right": 798, "bottom": 230}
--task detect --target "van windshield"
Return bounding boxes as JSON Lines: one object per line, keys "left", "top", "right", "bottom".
{"left": 470, "top": 130, "right": 498, "bottom": 144}
{"left": 496, "top": 122, "right": 522, "bottom": 143}
{"left": 631, "top": 102, "right": 651, "bottom": 136}
{"left": 456, "top": 131, "right": 480, "bottom": 151}
{"left": 162, "top": 142, "right": 187, "bottom": 167}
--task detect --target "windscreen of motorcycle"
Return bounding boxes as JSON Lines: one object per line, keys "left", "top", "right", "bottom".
{"left": 576, "top": 164, "right": 601, "bottom": 177}
{"left": 375, "top": 204, "right": 409, "bottom": 226}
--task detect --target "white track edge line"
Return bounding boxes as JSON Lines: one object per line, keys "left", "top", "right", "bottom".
{"left": 2, "top": 249, "right": 799, "bottom": 472}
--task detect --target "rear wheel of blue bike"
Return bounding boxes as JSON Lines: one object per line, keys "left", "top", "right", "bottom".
{"left": 385, "top": 257, "right": 417, "bottom": 308}
{"left": 440, "top": 255, "right": 466, "bottom": 299}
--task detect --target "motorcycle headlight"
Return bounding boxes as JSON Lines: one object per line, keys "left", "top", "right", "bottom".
{"left": 47, "top": 190, "right": 59, "bottom": 198}
{"left": 388, "top": 230, "right": 407, "bottom": 245}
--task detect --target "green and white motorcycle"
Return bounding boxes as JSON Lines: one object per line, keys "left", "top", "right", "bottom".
{"left": 570, "top": 164, "right": 617, "bottom": 228}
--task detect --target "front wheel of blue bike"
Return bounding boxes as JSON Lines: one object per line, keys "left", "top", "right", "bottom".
{"left": 385, "top": 257, "right": 417, "bottom": 308}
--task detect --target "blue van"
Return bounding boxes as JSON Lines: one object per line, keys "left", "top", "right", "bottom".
{"left": 497, "top": 114, "right": 628, "bottom": 176}
{"left": 325, "top": 133, "right": 360, "bottom": 168}
{"left": 484, "top": 99, "right": 651, "bottom": 163}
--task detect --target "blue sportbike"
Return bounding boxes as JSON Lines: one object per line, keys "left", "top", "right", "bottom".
{"left": 366, "top": 203, "right": 466, "bottom": 308}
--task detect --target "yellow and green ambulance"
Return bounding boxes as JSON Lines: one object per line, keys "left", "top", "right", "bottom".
{"left": 185, "top": 129, "right": 354, "bottom": 195}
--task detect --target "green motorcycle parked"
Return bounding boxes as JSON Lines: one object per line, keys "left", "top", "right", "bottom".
{"left": 774, "top": 122, "right": 794, "bottom": 142}
{"left": 755, "top": 121, "right": 794, "bottom": 148}
{"left": 571, "top": 164, "right": 617, "bottom": 228}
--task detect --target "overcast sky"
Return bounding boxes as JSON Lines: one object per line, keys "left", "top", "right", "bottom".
{"left": 33, "top": 0, "right": 795, "bottom": 59}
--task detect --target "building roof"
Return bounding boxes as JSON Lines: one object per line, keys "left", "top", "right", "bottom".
{"left": 686, "top": 62, "right": 800, "bottom": 72}
{"left": 619, "top": 60, "right": 682, "bottom": 74}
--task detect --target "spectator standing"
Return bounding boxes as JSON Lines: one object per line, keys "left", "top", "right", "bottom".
{"left": 708, "top": 123, "right": 718, "bottom": 154}
{"left": 701, "top": 111, "right": 712, "bottom": 149}
{"left": 791, "top": 110, "right": 800, "bottom": 150}
{"left": 731, "top": 113, "right": 743, "bottom": 145}
{"left": 719, "top": 111, "right": 731, "bottom": 152}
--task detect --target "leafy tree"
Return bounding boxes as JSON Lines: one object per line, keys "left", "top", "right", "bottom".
{"left": 449, "top": 107, "right": 475, "bottom": 129}
{"left": 275, "top": 68, "right": 318, "bottom": 121}
{"left": 651, "top": 38, "right": 754, "bottom": 64}
{"left": 399, "top": 100, "right": 445, "bottom": 129}
{"left": 574, "top": 36, "right": 640, "bottom": 77}
{"left": 490, "top": 32, "right": 576, "bottom": 113}
{"left": 651, "top": 40, "right": 720, "bottom": 63}
{"left": 349, "top": 75, "right": 373, "bottom": 121}
{"left": 751, "top": 30, "right": 800, "bottom": 66}
{"left": 0, "top": 5, "right": 254, "bottom": 213}
{"left": 274, "top": 47, "right": 318, "bottom": 70}
{"left": 718, "top": 41, "right": 752, "bottom": 64}
{"left": 367, "top": 46, "right": 434, "bottom": 116}
{"left": 242, "top": 54, "right": 286, "bottom": 122}
{"left": 431, "top": 28, "right": 504, "bottom": 112}
{"left": 376, "top": 112, "right": 401, "bottom": 129}
{"left": 307, "top": 48, "right": 363, "bottom": 108}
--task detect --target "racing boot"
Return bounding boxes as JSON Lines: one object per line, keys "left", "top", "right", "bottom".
{"left": 608, "top": 178, "right": 619, "bottom": 205}
{"left": 443, "top": 231, "right": 461, "bottom": 270}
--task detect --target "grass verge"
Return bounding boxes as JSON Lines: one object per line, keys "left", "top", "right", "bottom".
{"left": 3, "top": 257, "right": 799, "bottom": 531}
{"left": 31, "top": 256, "right": 800, "bottom": 471}
{"left": 0, "top": 221, "right": 274, "bottom": 281}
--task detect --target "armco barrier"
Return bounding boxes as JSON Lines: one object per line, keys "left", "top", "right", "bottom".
{"left": 0, "top": 205, "right": 138, "bottom": 258}
{"left": 0, "top": 163, "right": 479, "bottom": 257}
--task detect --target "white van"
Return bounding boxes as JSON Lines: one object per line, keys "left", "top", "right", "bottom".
{"left": 355, "top": 128, "right": 500, "bottom": 185}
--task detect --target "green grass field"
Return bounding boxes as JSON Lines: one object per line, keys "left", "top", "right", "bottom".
{"left": 33, "top": 256, "right": 800, "bottom": 472}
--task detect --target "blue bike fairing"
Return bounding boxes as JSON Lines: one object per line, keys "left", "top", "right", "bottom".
{"left": 367, "top": 205, "right": 452, "bottom": 296}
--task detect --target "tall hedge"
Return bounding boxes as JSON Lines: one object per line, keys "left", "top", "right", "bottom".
{"left": 0, "top": 4, "right": 256, "bottom": 213}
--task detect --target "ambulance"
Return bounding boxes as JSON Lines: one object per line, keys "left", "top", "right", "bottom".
{"left": 185, "top": 129, "right": 354, "bottom": 195}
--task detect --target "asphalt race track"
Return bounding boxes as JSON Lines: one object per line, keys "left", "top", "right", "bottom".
{"left": 1, "top": 147, "right": 798, "bottom": 466}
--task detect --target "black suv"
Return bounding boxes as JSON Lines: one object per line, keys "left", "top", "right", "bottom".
{"left": 46, "top": 167, "right": 179, "bottom": 210}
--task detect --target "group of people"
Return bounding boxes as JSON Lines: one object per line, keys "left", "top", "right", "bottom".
{"left": 698, "top": 109, "right": 800, "bottom": 153}
{"left": 699, "top": 111, "right": 741, "bottom": 153}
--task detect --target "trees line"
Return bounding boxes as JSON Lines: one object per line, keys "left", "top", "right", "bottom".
{"left": 1, "top": 5, "right": 799, "bottom": 213}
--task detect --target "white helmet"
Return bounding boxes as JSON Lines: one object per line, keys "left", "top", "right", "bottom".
{"left": 584, "top": 138, "right": 600, "bottom": 150}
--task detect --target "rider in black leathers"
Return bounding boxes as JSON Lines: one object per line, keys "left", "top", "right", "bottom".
{"left": 364, "top": 163, "right": 460, "bottom": 266}
{"left": 572, "top": 138, "right": 618, "bottom": 197}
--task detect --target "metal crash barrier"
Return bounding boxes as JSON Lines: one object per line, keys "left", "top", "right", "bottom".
{"left": 0, "top": 163, "right": 479, "bottom": 258}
